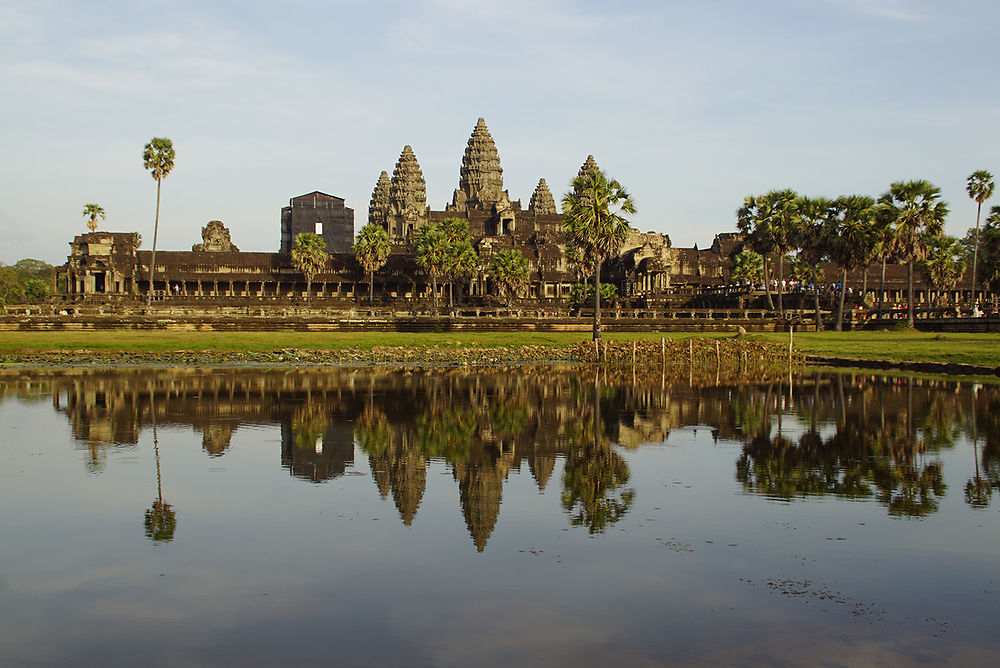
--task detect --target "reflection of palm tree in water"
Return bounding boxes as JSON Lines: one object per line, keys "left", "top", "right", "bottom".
{"left": 965, "top": 386, "right": 994, "bottom": 507}
{"left": 561, "top": 372, "right": 634, "bottom": 534}
{"left": 144, "top": 390, "right": 176, "bottom": 542}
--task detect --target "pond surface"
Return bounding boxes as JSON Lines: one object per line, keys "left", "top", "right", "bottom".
{"left": 1, "top": 366, "right": 998, "bottom": 666}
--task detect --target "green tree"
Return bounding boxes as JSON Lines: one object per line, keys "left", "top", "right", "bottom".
{"left": 878, "top": 180, "right": 949, "bottom": 327}
{"left": 82, "top": 203, "right": 105, "bottom": 232}
{"left": 977, "top": 206, "right": 1000, "bottom": 294}
{"left": 919, "top": 235, "right": 966, "bottom": 304}
{"left": 762, "top": 189, "right": 799, "bottom": 316}
{"left": 731, "top": 249, "right": 764, "bottom": 284}
{"left": 737, "top": 195, "right": 776, "bottom": 309}
{"left": 966, "top": 170, "right": 995, "bottom": 304}
{"left": 562, "top": 168, "right": 635, "bottom": 341}
{"left": 444, "top": 240, "right": 478, "bottom": 308}
{"left": 291, "top": 232, "right": 328, "bottom": 303}
{"left": 353, "top": 223, "right": 391, "bottom": 306}
{"left": 830, "top": 195, "right": 876, "bottom": 330}
{"left": 142, "top": 137, "right": 175, "bottom": 308}
{"left": 413, "top": 222, "right": 449, "bottom": 310}
{"left": 795, "top": 196, "right": 835, "bottom": 330}
{"left": 440, "top": 217, "right": 476, "bottom": 308}
{"left": 488, "top": 249, "right": 530, "bottom": 305}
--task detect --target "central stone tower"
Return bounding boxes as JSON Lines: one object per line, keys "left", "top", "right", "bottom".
{"left": 446, "top": 118, "right": 515, "bottom": 233}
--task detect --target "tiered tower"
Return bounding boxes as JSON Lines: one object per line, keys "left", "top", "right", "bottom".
{"left": 387, "top": 145, "right": 428, "bottom": 241}
{"left": 528, "top": 178, "right": 557, "bottom": 215}
{"left": 447, "top": 118, "right": 513, "bottom": 222}
{"left": 367, "top": 171, "right": 391, "bottom": 229}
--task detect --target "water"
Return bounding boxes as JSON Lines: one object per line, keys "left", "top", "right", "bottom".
{"left": 1, "top": 366, "right": 997, "bottom": 666}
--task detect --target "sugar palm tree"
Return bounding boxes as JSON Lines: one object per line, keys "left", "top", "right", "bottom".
{"left": 920, "top": 235, "right": 966, "bottom": 305}
{"left": 413, "top": 222, "right": 449, "bottom": 310}
{"left": 488, "top": 249, "right": 529, "bottom": 305}
{"left": 441, "top": 217, "right": 472, "bottom": 308}
{"left": 878, "top": 180, "right": 949, "bottom": 327}
{"left": 966, "top": 170, "right": 995, "bottom": 304}
{"left": 795, "top": 196, "right": 835, "bottom": 330}
{"left": 562, "top": 168, "right": 635, "bottom": 341}
{"left": 444, "top": 240, "right": 478, "bottom": 308}
{"left": 142, "top": 137, "right": 175, "bottom": 308}
{"left": 353, "top": 223, "right": 391, "bottom": 306}
{"left": 830, "top": 195, "right": 876, "bottom": 330}
{"left": 737, "top": 195, "right": 776, "bottom": 309}
{"left": 291, "top": 232, "right": 328, "bottom": 303}
{"left": 761, "top": 189, "right": 798, "bottom": 316}
{"left": 82, "top": 203, "right": 105, "bottom": 232}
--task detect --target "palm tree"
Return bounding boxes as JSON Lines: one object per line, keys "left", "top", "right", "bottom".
{"left": 291, "top": 232, "right": 328, "bottom": 303}
{"left": 353, "top": 223, "right": 391, "bottom": 306}
{"left": 795, "top": 196, "right": 835, "bottom": 330}
{"left": 878, "top": 180, "right": 950, "bottom": 327}
{"left": 562, "top": 167, "right": 635, "bottom": 341}
{"left": 830, "top": 195, "right": 876, "bottom": 330}
{"left": 762, "top": 189, "right": 798, "bottom": 316}
{"left": 441, "top": 217, "right": 473, "bottom": 308}
{"left": 730, "top": 249, "right": 764, "bottom": 284}
{"left": 82, "top": 203, "right": 105, "bottom": 232}
{"left": 919, "top": 235, "right": 966, "bottom": 305}
{"left": 488, "top": 249, "right": 529, "bottom": 305}
{"left": 966, "top": 170, "right": 995, "bottom": 305}
{"left": 444, "top": 240, "right": 478, "bottom": 308}
{"left": 413, "top": 223, "right": 449, "bottom": 310}
{"left": 142, "top": 137, "right": 175, "bottom": 308}
{"left": 737, "top": 195, "right": 776, "bottom": 309}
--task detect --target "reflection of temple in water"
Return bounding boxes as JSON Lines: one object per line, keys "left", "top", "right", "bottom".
{"left": 4, "top": 365, "right": 997, "bottom": 548}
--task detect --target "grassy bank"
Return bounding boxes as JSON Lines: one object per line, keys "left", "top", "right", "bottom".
{"left": 0, "top": 328, "right": 997, "bottom": 366}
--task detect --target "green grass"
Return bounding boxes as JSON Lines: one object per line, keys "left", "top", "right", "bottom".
{"left": 0, "top": 329, "right": 997, "bottom": 366}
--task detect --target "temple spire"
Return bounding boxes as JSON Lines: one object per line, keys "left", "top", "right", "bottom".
{"left": 528, "top": 178, "right": 557, "bottom": 215}
{"left": 368, "top": 171, "right": 391, "bottom": 230}
{"left": 447, "top": 118, "right": 512, "bottom": 216}
{"left": 388, "top": 145, "right": 428, "bottom": 240}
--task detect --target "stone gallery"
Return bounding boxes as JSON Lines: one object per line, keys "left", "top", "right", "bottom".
{"left": 58, "top": 118, "right": 917, "bottom": 310}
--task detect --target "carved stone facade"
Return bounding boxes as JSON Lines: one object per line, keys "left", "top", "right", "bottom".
{"left": 193, "top": 221, "right": 239, "bottom": 253}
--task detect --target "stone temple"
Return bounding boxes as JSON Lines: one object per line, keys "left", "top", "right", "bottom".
{"left": 57, "top": 117, "right": 922, "bottom": 310}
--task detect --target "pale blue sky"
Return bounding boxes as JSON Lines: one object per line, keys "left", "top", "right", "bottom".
{"left": 1, "top": 0, "right": 997, "bottom": 264}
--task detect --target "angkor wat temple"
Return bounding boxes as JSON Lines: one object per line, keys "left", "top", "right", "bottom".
{"left": 57, "top": 118, "right": 935, "bottom": 312}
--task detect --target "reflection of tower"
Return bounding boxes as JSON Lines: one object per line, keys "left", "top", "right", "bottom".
{"left": 528, "top": 452, "right": 556, "bottom": 490}
{"left": 280, "top": 421, "right": 355, "bottom": 483}
{"left": 390, "top": 448, "right": 427, "bottom": 526}
{"left": 454, "top": 459, "right": 504, "bottom": 552}
{"left": 201, "top": 423, "right": 235, "bottom": 457}
{"left": 366, "top": 431, "right": 428, "bottom": 526}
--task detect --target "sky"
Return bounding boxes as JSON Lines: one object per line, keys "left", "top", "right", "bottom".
{"left": 1, "top": 0, "right": 998, "bottom": 265}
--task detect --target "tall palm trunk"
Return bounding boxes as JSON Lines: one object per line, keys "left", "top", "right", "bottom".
{"left": 777, "top": 255, "right": 785, "bottom": 315}
{"left": 763, "top": 255, "right": 774, "bottom": 309}
{"left": 879, "top": 258, "right": 887, "bottom": 317}
{"left": 810, "top": 264, "right": 823, "bottom": 331}
{"left": 907, "top": 260, "right": 916, "bottom": 328}
{"left": 862, "top": 266, "right": 869, "bottom": 301}
{"left": 369, "top": 270, "right": 375, "bottom": 306}
{"left": 593, "top": 257, "right": 602, "bottom": 342}
{"left": 836, "top": 268, "right": 847, "bottom": 331}
{"left": 971, "top": 201, "right": 983, "bottom": 305}
{"left": 448, "top": 280, "right": 454, "bottom": 309}
{"left": 146, "top": 177, "right": 162, "bottom": 308}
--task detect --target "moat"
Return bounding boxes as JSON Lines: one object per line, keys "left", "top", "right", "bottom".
{"left": 1, "top": 367, "right": 997, "bottom": 665}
